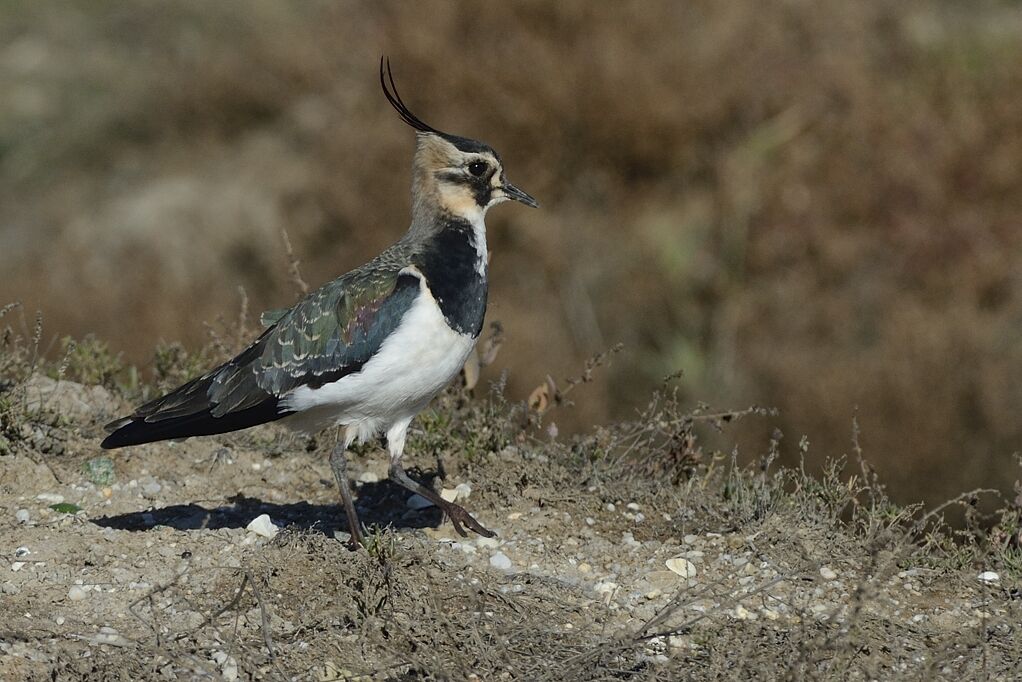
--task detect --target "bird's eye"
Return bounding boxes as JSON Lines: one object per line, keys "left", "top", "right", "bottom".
{"left": 468, "top": 161, "right": 488, "bottom": 177}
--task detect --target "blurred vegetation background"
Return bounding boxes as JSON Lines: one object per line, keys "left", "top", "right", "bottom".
{"left": 2, "top": 1, "right": 1021, "bottom": 508}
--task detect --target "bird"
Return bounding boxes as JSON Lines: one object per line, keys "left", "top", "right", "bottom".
{"left": 100, "top": 58, "right": 538, "bottom": 548}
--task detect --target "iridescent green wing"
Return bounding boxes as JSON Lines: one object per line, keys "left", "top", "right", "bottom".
{"left": 204, "top": 265, "right": 420, "bottom": 416}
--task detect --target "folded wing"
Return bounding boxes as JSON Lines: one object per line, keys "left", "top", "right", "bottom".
{"left": 101, "top": 268, "right": 420, "bottom": 448}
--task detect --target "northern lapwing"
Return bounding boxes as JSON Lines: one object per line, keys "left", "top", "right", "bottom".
{"left": 101, "top": 59, "right": 538, "bottom": 547}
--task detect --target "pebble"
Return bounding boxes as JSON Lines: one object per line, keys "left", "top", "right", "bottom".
{"left": 68, "top": 585, "right": 89, "bottom": 601}
{"left": 213, "top": 651, "right": 239, "bottom": 681}
{"left": 605, "top": 503, "right": 616, "bottom": 512}
{"left": 820, "top": 566, "right": 838, "bottom": 581}
{"left": 245, "top": 514, "right": 279, "bottom": 539}
{"left": 440, "top": 482, "right": 472, "bottom": 502}
{"left": 978, "top": 571, "right": 1000, "bottom": 583}
{"left": 141, "top": 482, "right": 162, "bottom": 497}
{"left": 91, "top": 626, "right": 130, "bottom": 647}
{"left": 626, "top": 502, "right": 640, "bottom": 512}
{"left": 15, "top": 509, "right": 30, "bottom": 523}
{"left": 489, "top": 552, "right": 512, "bottom": 571}
{"left": 14, "top": 547, "right": 30, "bottom": 558}
{"left": 11, "top": 562, "right": 25, "bottom": 572}
{"left": 665, "top": 557, "right": 698, "bottom": 579}
{"left": 37, "top": 493, "right": 64, "bottom": 504}
{"left": 477, "top": 536, "right": 500, "bottom": 549}
{"left": 357, "top": 471, "right": 379, "bottom": 483}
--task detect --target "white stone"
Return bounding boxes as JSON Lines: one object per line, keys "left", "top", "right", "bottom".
{"left": 441, "top": 483, "right": 472, "bottom": 502}
{"left": 68, "top": 585, "right": 88, "bottom": 601}
{"left": 626, "top": 502, "right": 641, "bottom": 511}
{"left": 734, "top": 605, "right": 756, "bottom": 620}
{"left": 14, "top": 547, "right": 30, "bottom": 558}
{"left": 978, "top": 571, "right": 1000, "bottom": 583}
{"left": 406, "top": 494, "right": 434, "bottom": 510}
{"left": 245, "top": 514, "right": 279, "bottom": 539}
{"left": 665, "top": 557, "right": 697, "bottom": 579}
{"left": 489, "top": 552, "right": 512, "bottom": 571}
{"left": 14, "top": 509, "right": 30, "bottom": 523}
{"left": 36, "top": 493, "right": 64, "bottom": 504}
{"left": 476, "top": 536, "right": 500, "bottom": 549}
{"left": 11, "top": 562, "right": 25, "bottom": 572}
{"left": 357, "top": 471, "right": 379, "bottom": 484}
{"left": 820, "top": 566, "right": 838, "bottom": 581}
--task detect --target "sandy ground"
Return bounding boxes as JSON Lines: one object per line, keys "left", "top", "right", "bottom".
{"left": 1, "top": 378, "right": 1020, "bottom": 680}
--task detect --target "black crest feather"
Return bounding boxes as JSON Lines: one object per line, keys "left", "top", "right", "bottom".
{"left": 380, "top": 57, "right": 443, "bottom": 135}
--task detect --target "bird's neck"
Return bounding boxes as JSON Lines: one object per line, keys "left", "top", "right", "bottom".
{"left": 409, "top": 214, "right": 489, "bottom": 337}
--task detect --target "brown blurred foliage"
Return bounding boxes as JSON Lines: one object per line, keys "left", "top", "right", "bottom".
{"left": 2, "top": 1, "right": 1021, "bottom": 506}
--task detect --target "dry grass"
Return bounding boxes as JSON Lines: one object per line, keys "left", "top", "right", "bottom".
{"left": 2, "top": 322, "right": 1022, "bottom": 679}
{"left": 2, "top": 2, "right": 1021, "bottom": 508}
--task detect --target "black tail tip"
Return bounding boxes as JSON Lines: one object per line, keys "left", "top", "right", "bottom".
{"left": 101, "top": 416, "right": 145, "bottom": 449}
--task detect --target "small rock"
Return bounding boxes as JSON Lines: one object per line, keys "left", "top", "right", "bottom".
{"left": 605, "top": 503, "right": 616, "bottom": 512}
{"left": 406, "top": 494, "right": 434, "bottom": 510}
{"left": 665, "top": 557, "right": 698, "bottom": 579}
{"left": 68, "top": 585, "right": 89, "bottom": 601}
{"left": 14, "top": 509, "right": 30, "bottom": 523}
{"left": 626, "top": 502, "right": 640, "bottom": 511}
{"left": 734, "top": 605, "right": 756, "bottom": 620}
{"left": 357, "top": 471, "right": 379, "bottom": 484}
{"left": 820, "top": 566, "right": 838, "bottom": 581}
{"left": 978, "top": 571, "right": 1000, "bottom": 583}
{"left": 476, "top": 536, "right": 500, "bottom": 549}
{"left": 1, "top": 582, "right": 18, "bottom": 595}
{"left": 141, "top": 482, "right": 162, "bottom": 497}
{"left": 212, "top": 651, "right": 239, "bottom": 681}
{"left": 14, "top": 547, "right": 30, "bottom": 558}
{"left": 245, "top": 514, "right": 279, "bottom": 539}
{"left": 90, "top": 626, "right": 130, "bottom": 647}
{"left": 11, "top": 562, "right": 25, "bottom": 572}
{"left": 489, "top": 552, "right": 512, "bottom": 571}
{"left": 83, "top": 457, "right": 116, "bottom": 486}
{"left": 37, "top": 493, "right": 64, "bottom": 504}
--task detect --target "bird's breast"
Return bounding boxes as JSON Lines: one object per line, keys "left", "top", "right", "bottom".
{"left": 282, "top": 283, "right": 475, "bottom": 425}
{"left": 413, "top": 219, "right": 488, "bottom": 337}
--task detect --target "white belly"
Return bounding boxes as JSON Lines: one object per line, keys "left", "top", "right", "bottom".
{"left": 279, "top": 282, "right": 475, "bottom": 439}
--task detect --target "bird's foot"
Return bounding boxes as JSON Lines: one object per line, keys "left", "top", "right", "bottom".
{"left": 438, "top": 499, "right": 495, "bottom": 538}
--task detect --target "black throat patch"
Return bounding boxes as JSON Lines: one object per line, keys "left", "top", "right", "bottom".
{"left": 413, "top": 217, "right": 488, "bottom": 337}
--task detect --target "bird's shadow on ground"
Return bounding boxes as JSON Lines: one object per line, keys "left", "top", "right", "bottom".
{"left": 91, "top": 474, "right": 446, "bottom": 537}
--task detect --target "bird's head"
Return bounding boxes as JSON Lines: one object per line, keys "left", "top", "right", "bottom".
{"left": 381, "top": 58, "right": 538, "bottom": 224}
